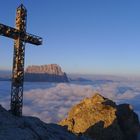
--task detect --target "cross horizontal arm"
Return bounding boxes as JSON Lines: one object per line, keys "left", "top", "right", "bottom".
{"left": 24, "top": 33, "right": 43, "bottom": 45}
{"left": 0, "top": 23, "right": 42, "bottom": 45}
{"left": 0, "top": 23, "right": 19, "bottom": 39}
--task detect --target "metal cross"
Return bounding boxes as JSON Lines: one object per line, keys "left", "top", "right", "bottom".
{"left": 0, "top": 4, "right": 43, "bottom": 116}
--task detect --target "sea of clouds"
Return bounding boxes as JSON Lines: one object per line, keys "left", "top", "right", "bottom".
{"left": 0, "top": 79, "right": 140, "bottom": 123}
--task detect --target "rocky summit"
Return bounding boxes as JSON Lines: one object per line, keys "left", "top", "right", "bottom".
{"left": 59, "top": 94, "right": 140, "bottom": 140}
{"left": 25, "top": 64, "right": 69, "bottom": 82}
{"left": 0, "top": 104, "right": 91, "bottom": 140}
{"left": 0, "top": 93, "right": 139, "bottom": 140}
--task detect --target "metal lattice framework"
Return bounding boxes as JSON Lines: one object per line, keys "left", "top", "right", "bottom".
{"left": 0, "top": 4, "right": 42, "bottom": 116}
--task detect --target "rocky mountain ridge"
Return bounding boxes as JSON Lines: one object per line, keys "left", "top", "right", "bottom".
{"left": 25, "top": 64, "right": 69, "bottom": 82}
{"left": 60, "top": 94, "right": 140, "bottom": 140}
{"left": 0, "top": 92, "right": 139, "bottom": 140}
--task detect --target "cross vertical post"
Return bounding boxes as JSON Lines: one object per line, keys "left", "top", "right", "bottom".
{"left": 11, "top": 5, "right": 27, "bottom": 116}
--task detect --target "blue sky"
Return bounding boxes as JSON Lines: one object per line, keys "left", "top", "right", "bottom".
{"left": 0, "top": 0, "right": 140, "bottom": 76}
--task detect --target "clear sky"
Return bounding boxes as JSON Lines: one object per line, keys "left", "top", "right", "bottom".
{"left": 0, "top": 0, "right": 140, "bottom": 76}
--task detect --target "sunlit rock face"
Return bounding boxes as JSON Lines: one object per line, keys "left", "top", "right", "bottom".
{"left": 59, "top": 94, "right": 140, "bottom": 140}
{"left": 0, "top": 104, "right": 91, "bottom": 140}
{"left": 25, "top": 64, "right": 69, "bottom": 82}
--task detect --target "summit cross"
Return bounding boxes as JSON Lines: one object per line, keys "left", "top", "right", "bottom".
{"left": 0, "top": 4, "right": 43, "bottom": 116}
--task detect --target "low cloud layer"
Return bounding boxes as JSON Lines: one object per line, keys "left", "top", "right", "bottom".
{"left": 0, "top": 80, "right": 140, "bottom": 123}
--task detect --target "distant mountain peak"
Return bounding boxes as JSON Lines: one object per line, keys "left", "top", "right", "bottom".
{"left": 25, "top": 64, "right": 69, "bottom": 82}
{"left": 26, "top": 64, "right": 63, "bottom": 74}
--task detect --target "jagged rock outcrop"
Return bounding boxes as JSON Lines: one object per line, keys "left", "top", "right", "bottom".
{"left": 25, "top": 64, "right": 69, "bottom": 82}
{"left": 59, "top": 94, "right": 140, "bottom": 140}
{"left": 0, "top": 104, "right": 91, "bottom": 140}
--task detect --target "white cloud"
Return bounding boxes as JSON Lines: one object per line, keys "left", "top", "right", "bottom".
{"left": 23, "top": 83, "right": 96, "bottom": 122}
{"left": 0, "top": 81, "right": 140, "bottom": 123}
